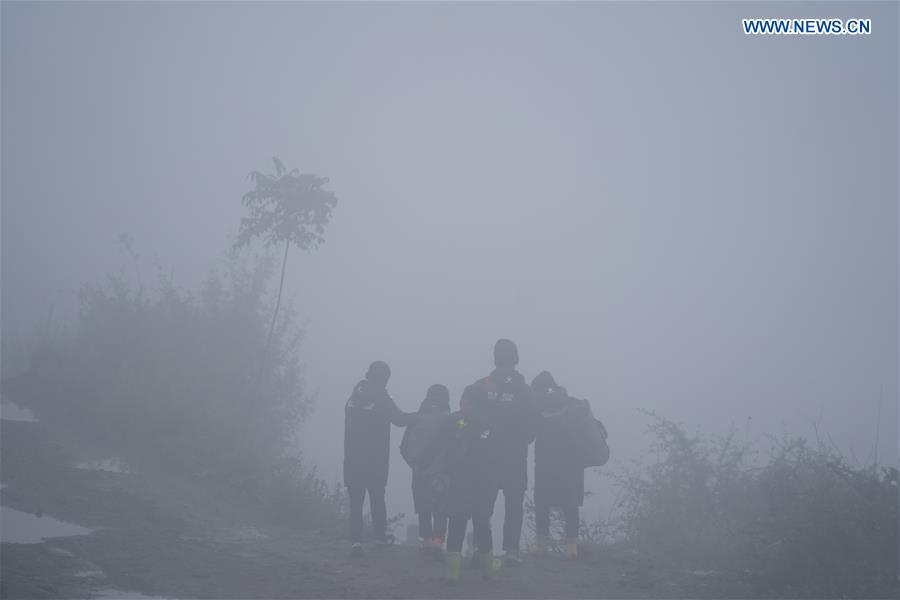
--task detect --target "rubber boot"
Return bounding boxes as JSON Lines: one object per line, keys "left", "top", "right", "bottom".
{"left": 446, "top": 551, "right": 462, "bottom": 585}
{"left": 479, "top": 552, "right": 502, "bottom": 578}
{"left": 564, "top": 538, "right": 578, "bottom": 560}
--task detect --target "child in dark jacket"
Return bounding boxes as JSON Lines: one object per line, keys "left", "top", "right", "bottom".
{"left": 400, "top": 384, "right": 452, "bottom": 552}
{"left": 418, "top": 383, "right": 503, "bottom": 583}
{"left": 531, "top": 370, "right": 588, "bottom": 560}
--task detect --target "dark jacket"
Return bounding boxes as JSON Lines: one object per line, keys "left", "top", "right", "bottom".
{"left": 343, "top": 379, "right": 415, "bottom": 489}
{"left": 533, "top": 387, "right": 587, "bottom": 508}
{"left": 464, "top": 369, "right": 537, "bottom": 491}
{"left": 400, "top": 399, "right": 451, "bottom": 514}
{"left": 418, "top": 408, "right": 499, "bottom": 519}
{"left": 400, "top": 397, "right": 451, "bottom": 470}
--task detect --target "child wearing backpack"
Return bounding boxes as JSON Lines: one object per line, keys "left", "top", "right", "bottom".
{"left": 400, "top": 384, "right": 451, "bottom": 553}
{"left": 530, "top": 371, "right": 590, "bottom": 560}
{"left": 418, "top": 383, "right": 503, "bottom": 583}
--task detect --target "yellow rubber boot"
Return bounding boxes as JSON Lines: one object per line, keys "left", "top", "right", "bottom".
{"left": 446, "top": 551, "right": 462, "bottom": 584}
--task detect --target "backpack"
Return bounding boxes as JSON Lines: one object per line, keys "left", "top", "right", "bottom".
{"left": 418, "top": 413, "right": 491, "bottom": 509}
{"left": 400, "top": 412, "right": 447, "bottom": 469}
{"left": 568, "top": 401, "right": 610, "bottom": 467}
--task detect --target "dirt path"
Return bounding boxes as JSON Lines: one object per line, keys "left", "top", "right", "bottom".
{"left": 1, "top": 418, "right": 719, "bottom": 599}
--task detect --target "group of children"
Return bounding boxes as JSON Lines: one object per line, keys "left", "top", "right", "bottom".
{"left": 343, "top": 339, "right": 601, "bottom": 583}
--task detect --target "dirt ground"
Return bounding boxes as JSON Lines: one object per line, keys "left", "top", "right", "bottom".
{"left": 1, "top": 417, "right": 736, "bottom": 599}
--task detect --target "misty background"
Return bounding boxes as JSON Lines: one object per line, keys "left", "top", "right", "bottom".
{"left": 2, "top": 1, "right": 897, "bottom": 532}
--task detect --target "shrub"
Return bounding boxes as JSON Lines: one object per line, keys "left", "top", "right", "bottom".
{"left": 7, "top": 255, "right": 306, "bottom": 471}
{"left": 522, "top": 490, "right": 620, "bottom": 550}
{"left": 256, "top": 456, "right": 348, "bottom": 529}
{"left": 616, "top": 413, "right": 899, "bottom": 598}
{"left": 3, "top": 251, "right": 346, "bottom": 529}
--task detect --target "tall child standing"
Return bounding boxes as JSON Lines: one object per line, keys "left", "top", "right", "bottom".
{"left": 344, "top": 361, "right": 416, "bottom": 556}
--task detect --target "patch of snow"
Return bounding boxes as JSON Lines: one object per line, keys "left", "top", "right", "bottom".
{"left": 0, "top": 507, "right": 92, "bottom": 543}
{"left": 74, "top": 569, "right": 105, "bottom": 578}
{"left": 675, "top": 569, "right": 723, "bottom": 577}
{"left": 94, "top": 589, "right": 175, "bottom": 599}
{"left": 0, "top": 401, "right": 38, "bottom": 422}
{"left": 76, "top": 458, "right": 131, "bottom": 474}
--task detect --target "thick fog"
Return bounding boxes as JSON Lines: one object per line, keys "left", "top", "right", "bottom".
{"left": 3, "top": 0, "right": 897, "bottom": 533}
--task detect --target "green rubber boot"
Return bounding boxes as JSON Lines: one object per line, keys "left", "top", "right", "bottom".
{"left": 479, "top": 552, "right": 502, "bottom": 578}
{"left": 446, "top": 551, "right": 462, "bottom": 585}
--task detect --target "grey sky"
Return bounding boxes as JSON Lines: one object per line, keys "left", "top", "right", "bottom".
{"left": 3, "top": 2, "right": 897, "bottom": 522}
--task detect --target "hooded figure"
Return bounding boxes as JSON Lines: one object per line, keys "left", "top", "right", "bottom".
{"left": 400, "top": 384, "right": 452, "bottom": 548}
{"left": 531, "top": 370, "right": 588, "bottom": 559}
{"left": 343, "top": 361, "right": 415, "bottom": 552}
{"left": 401, "top": 384, "right": 452, "bottom": 470}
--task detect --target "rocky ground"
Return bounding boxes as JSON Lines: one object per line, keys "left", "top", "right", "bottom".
{"left": 1, "top": 414, "right": 743, "bottom": 599}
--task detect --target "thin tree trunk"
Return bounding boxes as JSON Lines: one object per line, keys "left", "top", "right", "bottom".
{"left": 254, "top": 240, "right": 290, "bottom": 400}
{"left": 264, "top": 240, "right": 291, "bottom": 357}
